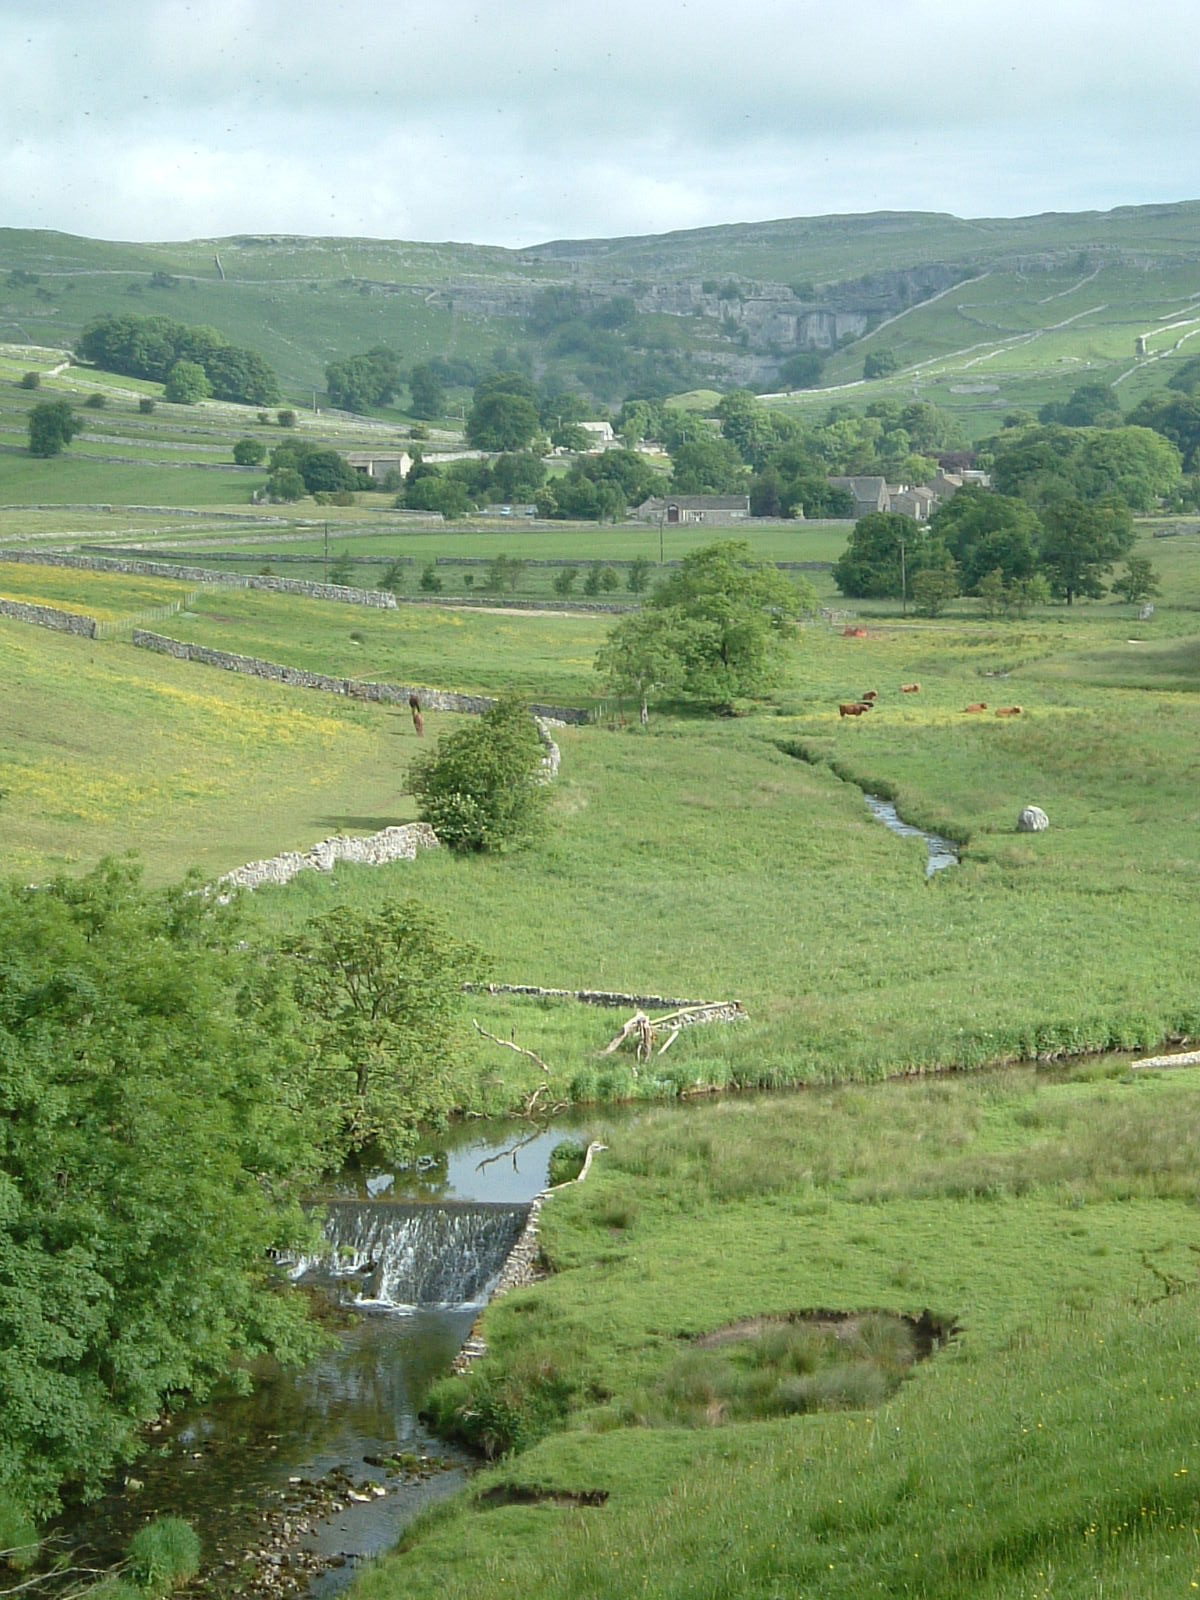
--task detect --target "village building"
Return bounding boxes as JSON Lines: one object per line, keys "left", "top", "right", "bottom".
{"left": 634, "top": 493, "right": 751, "bottom": 525}
{"left": 828, "top": 475, "right": 891, "bottom": 519}
{"left": 344, "top": 449, "right": 413, "bottom": 481}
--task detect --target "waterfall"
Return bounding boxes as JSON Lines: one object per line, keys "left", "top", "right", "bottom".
{"left": 291, "top": 1201, "right": 531, "bottom": 1310}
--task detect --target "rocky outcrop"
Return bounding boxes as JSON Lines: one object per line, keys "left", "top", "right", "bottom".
{"left": 1017, "top": 806, "right": 1049, "bottom": 833}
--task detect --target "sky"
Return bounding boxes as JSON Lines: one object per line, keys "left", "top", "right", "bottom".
{"left": 2, "top": 0, "right": 1198, "bottom": 247}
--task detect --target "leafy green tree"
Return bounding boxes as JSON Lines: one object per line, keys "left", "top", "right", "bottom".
{"left": 27, "top": 400, "right": 81, "bottom": 457}
{"left": 1038, "top": 498, "right": 1135, "bottom": 604}
{"left": 930, "top": 487, "right": 1041, "bottom": 591}
{"left": 670, "top": 435, "right": 748, "bottom": 493}
{"left": 404, "top": 473, "right": 470, "bottom": 519}
{"left": 18, "top": 370, "right": 39, "bottom": 389}
{"left": 164, "top": 360, "right": 211, "bottom": 404}
{"left": 328, "top": 553, "right": 355, "bottom": 586}
{"left": 716, "top": 389, "right": 779, "bottom": 468}
{"left": 379, "top": 559, "right": 407, "bottom": 593}
{"left": 976, "top": 567, "right": 1008, "bottom": 618}
{"left": 0, "top": 863, "right": 325, "bottom": 1521}
{"left": 777, "top": 351, "right": 825, "bottom": 389}
{"left": 485, "top": 554, "right": 526, "bottom": 593}
{"left": 599, "top": 541, "right": 814, "bottom": 710}
{"left": 419, "top": 561, "right": 443, "bottom": 593}
{"left": 1005, "top": 572, "right": 1050, "bottom": 616}
{"left": 266, "top": 466, "right": 305, "bottom": 501}
{"left": 407, "top": 363, "right": 445, "bottom": 419}
{"left": 863, "top": 348, "right": 900, "bottom": 379}
{"left": 410, "top": 696, "right": 549, "bottom": 853}
{"left": 325, "top": 346, "right": 402, "bottom": 413}
{"left": 277, "top": 409, "right": 297, "bottom": 427}
{"left": 595, "top": 607, "right": 685, "bottom": 722}
{"left": 627, "top": 556, "right": 652, "bottom": 593}
{"left": 1113, "top": 557, "right": 1161, "bottom": 605}
{"left": 233, "top": 436, "right": 266, "bottom": 466}
{"left": 280, "top": 901, "right": 478, "bottom": 1160}
{"left": 833, "top": 512, "right": 929, "bottom": 599}
{"left": 491, "top": 452, "right": 545, "bottom": 502}
{"left": 1039, "top": 381, "right": 1122, "bottom": 427}
{"left": 466, "top": 374, "right": 542, "bottom": 451}
{"left": 552, "top": 567, "right": 578, "bottom": 597}
{"left": 911, "top": 565, "right": 959, "bottom": 616}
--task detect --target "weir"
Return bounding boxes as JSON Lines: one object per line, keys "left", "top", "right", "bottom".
{"left": 297, "top": 1200, "right": 532, "bottom": 1309}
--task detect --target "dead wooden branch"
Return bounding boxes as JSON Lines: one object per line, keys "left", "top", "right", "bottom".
{"left": 473, "top": 1019, "right": 552, "bottom": 1076}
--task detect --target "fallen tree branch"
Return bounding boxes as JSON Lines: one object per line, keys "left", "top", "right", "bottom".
{"left": 473, "top": 1019, "right": 552, "bottom": 1076}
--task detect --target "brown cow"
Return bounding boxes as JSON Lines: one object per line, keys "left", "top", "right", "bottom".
{"left": 963, "top": 702, "right": 988, "bottom": 713}
{"left": 901, "top": 683, "right": 920, "bottom": 693}
{"left": 839, "top": 702, "right": 868, "bottom": 717}
{"left": 860, "top": 690, "right": 878, "bottom": 702}
{"left": 995, "top": 706, "right": 1023, "bottom": 717}
{"left": 409, "top": 693, "right": 425, "bottom": 737}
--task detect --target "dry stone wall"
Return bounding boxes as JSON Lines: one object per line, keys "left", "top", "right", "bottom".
{"left": 0, "top": 597, "right": 97, "bottom": 637}
{"left": 131, "top": 630, "right": 590, "bottom": 724}
{"left": 218, "top": 822, "right": 440, "bottom": 896}
{"left": 0, "top": 549, "right": 397, "bottom": 608}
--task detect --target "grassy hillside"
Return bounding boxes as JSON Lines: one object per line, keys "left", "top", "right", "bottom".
{"left": 1, "top": 202, "right": 1199, "bottom": 425}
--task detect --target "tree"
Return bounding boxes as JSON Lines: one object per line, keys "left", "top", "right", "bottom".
{"left": 595, "top": 607, "right": 685, "bottom": 722}
{"left": 233, "top": 436, "right": 266, "bottom": 466}
{"left": 164, "top": 360, "right": 211, "bottom": 404}
{"left": 0, "top": 863, "right": 325, "bottom": 1523}
{"left": 409, "top": 696, "right": 549, "bottom": 853}
{"left": 407, "top": 363, "right": 445, "bottom": 419}
{"left": 777, "top": 351, "right": 825, "bottom": 389}
{"left": 379, "top": 559, "right": 407, "bottom": 594}
{"left": 18, "top": 370, "right": 39, "bottom": 389}
{"left": 598, "top": 541, "right": 815, "bottom": 711}
{"left": 911, "top": 566, "right": 959, "bottom": 617}
{"left": 1038, "top": 498, "right": 1135, "bottom": 604}
{"left": 930, "top": 487, "right": 1041, "bottom": 591}
{"left": 280, "top": 901, "right": 478, "bottom": 1161}
{"left": 552, "top": 567, "right": 578, "bottom": 597}
{"left": 1039, "top": 381, "right": 1122, "bottom": 428}
{"left": 1113, "top": 557, "right": 1161, "bottom": 605}
{"left": 325, "top": 346, "right": 402, "bottom": 413}
{"left": 485, "top": 554, "right": 526, "bottom": 593}
{"left": 466, "top": 374, "right": 542, "bottom": 451}
{"left": 670, "top": 435, "right": 749, "bottom": 493}
{"left": 266, "top": 466, "right": 305, "bottom": 501}
{"left": 627, "top": 556, "right": 652, "bottom": 593}
{"left": 863, "top": 348, "right": 900, "bottom": 380}
{"left": 832, "top": 512, "right": 928, "bottom": 599}
{"left": 328, "top": 552, "right": 356, "bottom": 585}
{"left": 419, "top": 561, "right": 443, "bottom": 593}
{"left": 27, "top": 400, "right": 81, "bottom": 457}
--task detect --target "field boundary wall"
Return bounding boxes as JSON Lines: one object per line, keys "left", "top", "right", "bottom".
{"left": 0, "top": 549, "right": 397, "bottom": 608}
{"left": 0, "top": 597, "right": 97, "bottom": 637}
{"left": 130, "top": 630, "right": 591, "bottom": 724}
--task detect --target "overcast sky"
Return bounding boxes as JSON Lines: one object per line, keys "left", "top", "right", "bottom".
{"left": 2, "top": 0, "right": 1198, "bottom": 247}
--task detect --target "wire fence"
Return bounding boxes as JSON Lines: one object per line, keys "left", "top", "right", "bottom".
{"left": 94, "top": 585, "right": 208, "bottom": 640}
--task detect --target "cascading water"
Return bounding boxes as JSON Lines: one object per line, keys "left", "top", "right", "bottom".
{"left": 296, "top": 1201, "right": 531, "bottom": 1308}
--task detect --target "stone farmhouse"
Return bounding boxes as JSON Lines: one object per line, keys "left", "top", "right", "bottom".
{"left": 344, "top": 449, "right": 413, "bottom": 481}
{"left": 634, "top": 493, "right": 752, "bottom": 525}
{"left": 828, "top": 468, "right": 990, "bottom": 521}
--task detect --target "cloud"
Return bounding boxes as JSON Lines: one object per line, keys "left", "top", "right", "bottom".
{"left": 1, "top": 0, "right": 1198, "bottom": 243}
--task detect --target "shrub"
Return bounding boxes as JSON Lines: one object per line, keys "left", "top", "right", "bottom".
{"left": 164, "top": 360, "right": 210, "bottom": 404}
{"left": 419, "top": 561, "right": 442, "bottom": 593}
{"left": 277, "top": 408, "right": 297, "bottom": 427}
{"left": 138, "top": 397, "right": 156, "bottom": 414}
{"left": 125, "top": 1517, "right": 201, "bottom": 1596}
{"left": 27, "top": 399, "right": 81, "bottom": 457}
{"left": 266, "top": 467, "right": 305, "bottom": 502}
{"left": 84, "top": 391, "right": 106, "bottom": 409}
{"left": 0, "top": 1495, "right": 37, "bottom": 1570}
{"left": 409, "top": 695, "right": 548, "bottom": 853}
{"left": 18, "top": 370, "right": 39, "bottom": 389}
{"left": 232, "top": 436, "right": 266, "bottom": 466}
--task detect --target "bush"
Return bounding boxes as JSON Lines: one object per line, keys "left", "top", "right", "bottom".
{"left": 232, "top": 436, "right": 266, "bottom": 466}
{"left": 19, "top": 370, "right": 39, "bottom": 389}
{"left": 84, "top": 391, "right": 106, "bottom": 409}
{"left": 409, "top": 695, "right": 548, "bottom": 853}
{"left": 125, "top": 1517, "right": 201, "bottom": 1596}
{"left": 138, "top": 396, "right": 156, "bottom": 414}
{"left": 419, "top": 561, "right": 442, "bottom": 593}
{"left": 164, "top": 360, "right": 210, "bottom": 404}
{"left": 0, "top": 1495, "right": 37, "bottom": 1570}
{"left": 27, "top": 399, "right": 81, "bottom": 457}
{"left": 266, "top": 467, "right": 305, "bottom": 502}
{"left": 277, "top": 408, "right": 297, "bottom": 427}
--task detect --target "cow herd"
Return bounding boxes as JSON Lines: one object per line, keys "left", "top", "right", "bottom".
{"left": 838, "top": 687, "right": 1023, "bottom": 719}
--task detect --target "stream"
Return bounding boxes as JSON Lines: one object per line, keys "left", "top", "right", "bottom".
{"left": 51, "top": 1115, "right": 607, "bottom": 1598}
{"left": 863, "top": 793, "right": 959, "bottom": 877}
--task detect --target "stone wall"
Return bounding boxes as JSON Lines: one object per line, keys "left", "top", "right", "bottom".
{"left": 0, "top": 597, "right": 97, "bottom": 637}
{"left": 131, "top": 630, "right": 591, "bottom": 724}
{"left": 468, "top": 982, "right": 745, "bottom": 1023}
{"left": 218, "top": 822, "right": 440, "bottom": 896}
{"left": 0, "top": 549, "right": 397, "bottom": 608}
